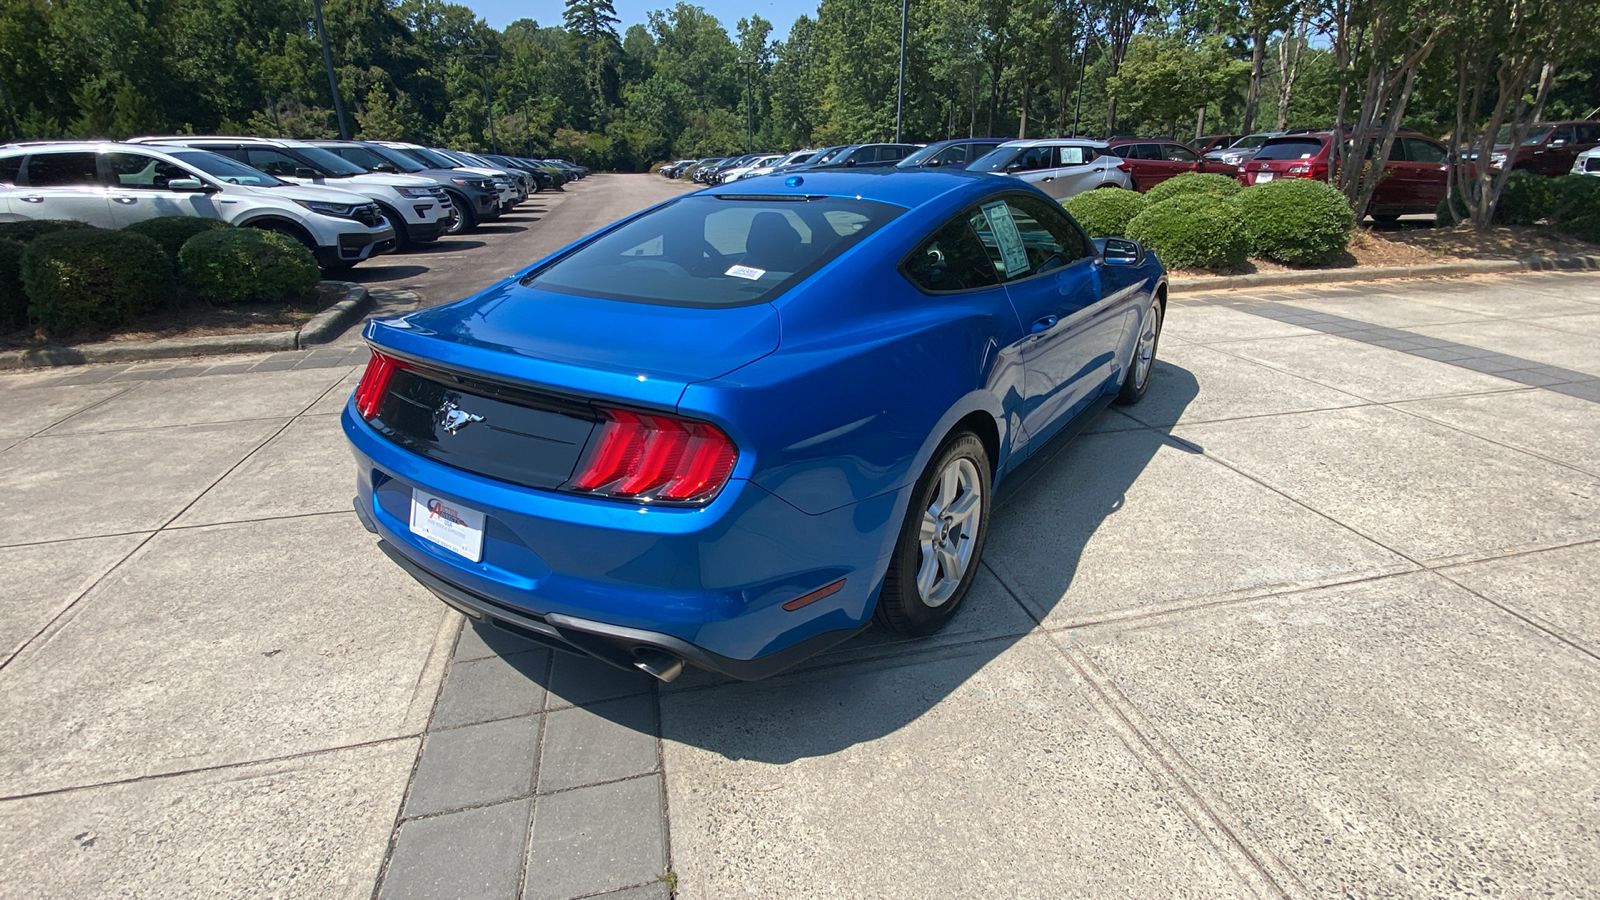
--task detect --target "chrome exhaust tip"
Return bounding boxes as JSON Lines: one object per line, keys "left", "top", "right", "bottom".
{"left": 633, "top": 650, "right": 685, "bottom": 682}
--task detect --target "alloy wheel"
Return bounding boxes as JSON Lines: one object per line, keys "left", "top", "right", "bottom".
{"left": 916, "top": 456, "right": 983, "bottom": 607}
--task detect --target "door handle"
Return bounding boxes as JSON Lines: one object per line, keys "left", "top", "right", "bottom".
{"left": 1042, "top": 176, "right": 1054, "bottom": 182}
{"left": 1030, "top": 315, "right": 1058, "bottom": 334}
{"left": 113, "top": 196, "right": 137, "bottom": 204}
{"left": 19, "top": 195, "right": 43, "bottom": 203}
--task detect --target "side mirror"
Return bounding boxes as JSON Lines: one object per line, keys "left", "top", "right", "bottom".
{"left": 844, "top": 157, "right": 858, "bottom": 167}
{"left": 373, "top": 163, "right": 398, "bottom": 173}
{"left": 1549, "top": 138, "right": 1567, "bottom": 149}
{"left": 294, "top": 167, "right": 318, "bottom": 179}
{"left": 166, "top": 178, "right": 210, "bottom": 192}
{"left": 1102, "top": 237, "right": 1144, "bottom": 266}
{"left": 924, "top": 159, "right": 942, "bottom": 168}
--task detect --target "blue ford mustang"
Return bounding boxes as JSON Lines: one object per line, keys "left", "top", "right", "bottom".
{"left": 344, "top": 169, "right": 1166, "bottom": 681}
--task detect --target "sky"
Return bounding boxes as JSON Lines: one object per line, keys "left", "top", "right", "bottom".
{"left": 463, "top": 0, "right": 820, "bottom": 41}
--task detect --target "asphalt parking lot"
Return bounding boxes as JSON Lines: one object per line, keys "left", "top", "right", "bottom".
{"left": 1, "top": 175, "right": 1597, "bottom": 899}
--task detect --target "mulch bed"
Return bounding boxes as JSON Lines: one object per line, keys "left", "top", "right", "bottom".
{"left": 0, "top": 283, "right": 341, "bottom": 352}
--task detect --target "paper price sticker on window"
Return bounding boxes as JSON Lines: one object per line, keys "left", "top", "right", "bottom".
{"left": 979, "top": 201, "right": 1030, "bottom": 277}
{"left": 725, "top": 264, "right": 766, "bottom": 280}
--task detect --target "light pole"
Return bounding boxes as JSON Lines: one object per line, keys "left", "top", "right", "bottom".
{"left": 1070, "top": 15, "right": 1089, "bottom": 138}
{"left": 895, "top": 0, "right": 908, "bottom": 142}
{"left": 458, "top": 54, "right": 499, "bottom": 153}
{"left": 745, "top": 61, "right": 754, "bottom": 153}
{"left": 312, "top": 0, "right": 349, "bottom": 139}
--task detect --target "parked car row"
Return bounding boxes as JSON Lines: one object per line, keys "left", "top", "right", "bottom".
{"left": 0, "top": 138, "right": 588, "bottom": 270}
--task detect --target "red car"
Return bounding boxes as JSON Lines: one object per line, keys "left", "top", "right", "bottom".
{"left": 1490, "top": 121, "right": 1600, "bottom": 176}
{"left": 1239, "top": 131, "right": 1452, "bottom": 221}
{"left": 1106, "top": 138, "right": 1241, "bottom": 191}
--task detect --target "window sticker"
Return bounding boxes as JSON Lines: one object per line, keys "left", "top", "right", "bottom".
{"left": 980, "top": 201, "right": 1030, "bottom": 277}
{"left": 725, "top": 264, "right": 766, "bottom": 280}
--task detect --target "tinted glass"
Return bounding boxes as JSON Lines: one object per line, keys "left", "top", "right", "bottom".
{"left": 335, "top": 144, "right": 416, "bottom": 172}
{"left": 902, "top": 216, "right": 1000, "bottom": 293}
{"left": 1551, "top": 126, "right": 1576, "bottom": 144}
{"left": 106, "top": 152, "right": 193, "bottom": 189}
{"left": 243, "top": 148, "right": 308, "bottom": 177}
{"left": 1133, "top": 144, "right": 1163, "bottom": 161}
{"left": 0, "top": 154, "right": 21, "bottom": 184}
{"left": 291, "top": 146, "right": 366, "bottom": 175}
{"left": 1405, "top": 138, "right": 1447, "bottom": 164}
{"left": 526, "top": 195, "right": 902, "bottom": 307}
{"left": 166, "top": 149, "right": 285, "bottom": 186}
{"left": 406, "top": 147, "right": 465, "bottom": 169}
{"left": 1253, "top": 138, "right": 1325, "bottom": 161}
{"left": 1006, "top": 195, "right": 1095, "bottom": 275}
{"left": 1576, "top": 124, "right": 1600, "bottom": 144}
{"left": 1162, "top": 144, "right": 1200, "bottom": 162}
{"left": 371, "top": 146, "right": 433, "bottom": 171}
{"left": 26, "top": 152, "right": 98, "bottom": 186}
{"left": 970, "top": 146, "right": 1025, "bottom": 172}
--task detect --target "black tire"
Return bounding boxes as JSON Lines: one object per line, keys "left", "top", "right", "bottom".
{"left": 376, "top": 205, "right": 410, "bottom": 250}
{"left": 874, "top": 431, "right": 991, "bottom": 636}
{"left": 1116, "top": 295, "right": 1164, "bottom": 405}
{"left": 443, "top": 194, "right": 477, "bottom": 234}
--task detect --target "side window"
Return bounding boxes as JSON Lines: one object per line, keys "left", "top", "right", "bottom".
{"left": 1134, "top": 144, "right": 1163, "bottom": 161}
{"left": 1576, "top": 124, "right": 1600, "bottom": 144}
{"left": 25, "top": 152, "right": 99, "bottom": 187}
{"left": 1006, "top": 195, "right": 1095, "bottom": 274}
{"left": 1163, "top": 144, "right": 1200, "bottom": 162}
{"left": 1549, "top": 126, "right": 1575, "bottom": 146}
{"left": 902, "top": 215, "right": 1001, "bottom": 293}
{"left": 1015, "top": 147, "right": 1052, "bottom": 170}
{"left": 243, "top": 148, "right": 306, "bottom": 177}
{"left": 1058, "top": 145, "right": 1095, "bottom": 166}
{"left": 105, "top": 152, "right": 193, "bottom": 189}
{"left": 0, "top": 154, "right": 21, "bottom": 184}
{"left": 848, "top": 147, "right": 876, "bottom": 164}
{"left": 1405, "top": 138, "right": 1447, "bottom": 164}
{"left": 935, "top": 145, "right": 969, "bottom": 166}
{"left": 1109, "top": 146, "right": 1134, "bottom": 158}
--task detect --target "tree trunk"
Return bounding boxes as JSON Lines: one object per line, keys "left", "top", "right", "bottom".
{"left": 1276, "top": 10, "right": 1307, "bottom": 130}
{"left": 1018, "top": 77, "right": 1030, "bottom": 138}
{"left": 1195, "top": 105, "right": 1206, "bottom": 139}
{"left": 1242, "top": 24, "right": 1266, "bottom": 133}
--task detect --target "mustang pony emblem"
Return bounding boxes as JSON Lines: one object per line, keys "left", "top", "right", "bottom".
{"left": 436, "top": 400, "right": 485, "bottom": 435}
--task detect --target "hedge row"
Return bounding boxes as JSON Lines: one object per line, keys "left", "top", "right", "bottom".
{"left": 1488, "top": 172, "right": 1600, "bottom": 242}
{"left": 1065, "top": 173, "right": 1355, "bottom": 269}
{"left": 2, "top": 217, "right": 319, "bottom": 336}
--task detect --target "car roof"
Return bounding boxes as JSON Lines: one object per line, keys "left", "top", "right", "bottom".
{"left": 128, "top": 135, "right": 313, "bottom": 148}
{"left": 703, "top": 167, "right": 999, "bottom": 208}
{"left": 1, "top": 140, "right": 209, "bottom": 155}
{"left": 995, "top": 138, "right": 1110, "bottom": 149}
{"left": 1107, "top": 137, "right": 1187, "bottom": 145}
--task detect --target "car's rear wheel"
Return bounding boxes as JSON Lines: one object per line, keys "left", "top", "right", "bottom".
{"left": 1116, "top": 295, "right": 1163, "bottom": 405}
{"left": 874, "top": 432, "right": 991, "bottom": 636}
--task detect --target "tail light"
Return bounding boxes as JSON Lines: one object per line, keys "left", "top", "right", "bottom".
{"left": 1116, "top": 160, "right": 1132, "bottom": 171}
{"left": 569, "top": 408, "right": 738, "bottom": 504}
{"left": 354, "top": 350, "right": 408, "bottom": 420}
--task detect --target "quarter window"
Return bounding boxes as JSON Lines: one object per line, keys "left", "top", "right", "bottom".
{"left": 901, "top": 216, "right": 1001, "bottom": 293}
{"left": 25, "top": 152, "right": 98, "bottom": 187}
{"left": 0, "top": 154, "right": 21, "bottom": 184}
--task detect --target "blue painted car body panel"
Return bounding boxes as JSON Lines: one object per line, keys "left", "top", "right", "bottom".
{"left": 346, "top": 168, "right": 1166, "bottom": 675}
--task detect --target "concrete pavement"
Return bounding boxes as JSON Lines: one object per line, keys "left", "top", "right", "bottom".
{"left": 0, "top": 173, "right": 1596, "bottom": 898}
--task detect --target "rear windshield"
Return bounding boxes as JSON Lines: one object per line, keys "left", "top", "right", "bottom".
{"left": 525, "top": 194, "right": 903, "bottom": 307}
{"left": 1253, "top": 138, "right": 1325, "bottom": 161}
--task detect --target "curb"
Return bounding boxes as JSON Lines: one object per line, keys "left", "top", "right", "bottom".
{"left": 1168, "top": 254, "right": 1600, "bottom": 294}
{"left": 0, "top": 282, "right": 371, "bottom": 371}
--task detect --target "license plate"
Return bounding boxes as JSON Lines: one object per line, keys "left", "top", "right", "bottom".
{"left": 1255, "top": 172, "right": 1275, "bottom": 182}
{"left": 409, "top": 488, "right": 485, "bottom": 562}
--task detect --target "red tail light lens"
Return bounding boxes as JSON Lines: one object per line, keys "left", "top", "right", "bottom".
{"left": 570, "top": 408, "right": 738, "bottom": 504}
{"left": 354, "top": 350, "right": 407, "bottom": 420}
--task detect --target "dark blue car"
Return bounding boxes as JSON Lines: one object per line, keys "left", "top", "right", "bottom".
{"left": 344, "top": 169, "right": 1167, "bottom": 682}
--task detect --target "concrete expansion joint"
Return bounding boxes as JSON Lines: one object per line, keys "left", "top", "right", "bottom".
{"left": 1055, "top": 642, "right": 1309, "bottom": 900}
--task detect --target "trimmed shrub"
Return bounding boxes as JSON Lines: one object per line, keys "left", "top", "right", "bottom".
{"left": 1551, "top": 175, "right": 1600, "bottom": 243}
{"left": 21, "top": 229, "right": 175, "bottom": 334}
{"left": 1062, "top": 188, "right": 1147, "bottom": 238}
{"left": 124, "top": 216, "right": 230, "bottom": 260}
{"left": 1493, "top": 169, "right": 1561, "bottom": 226}
{"left": 0, "top": 238, "right": 25, "bottom": 329}
{"left": 0, "top": 219, "right": 94, "bottom": 245}
{"left": 1143, "top": 172, "right": 1242, "bottom": 205}
{"left": 1125, "top": 194, "right": 1248, "bottom": 270}
{"left": 1232, "top": 178, "right": 1354, "bottom": 265}
{"left": 178, "top": 227, "right": 319, "bottom": 303}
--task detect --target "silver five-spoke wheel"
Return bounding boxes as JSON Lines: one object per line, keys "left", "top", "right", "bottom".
{"left": 916, "top": 456, "right": 982, "bottom": 607}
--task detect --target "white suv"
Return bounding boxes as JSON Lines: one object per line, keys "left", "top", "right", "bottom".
{"left": 129, "top": 136, "right": 452, "bottom": 249}
{"left": 0, "top": 142, "right": 395, "bottom": 270}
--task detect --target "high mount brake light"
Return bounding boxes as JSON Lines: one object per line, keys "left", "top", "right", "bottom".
{"left": 569, "top": 408, "right": 738, "bottom": 504}
{"left": 354, "top": 351, "right": 408, "bottom": 420}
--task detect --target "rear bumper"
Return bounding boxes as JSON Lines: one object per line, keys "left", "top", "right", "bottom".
{"left": 343, "top": 405, "right": 903, "bottom": 679}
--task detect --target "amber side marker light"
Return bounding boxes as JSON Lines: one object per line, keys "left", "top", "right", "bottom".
{"left": 782, "top": 579, "right": 846, "bottom": 612}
